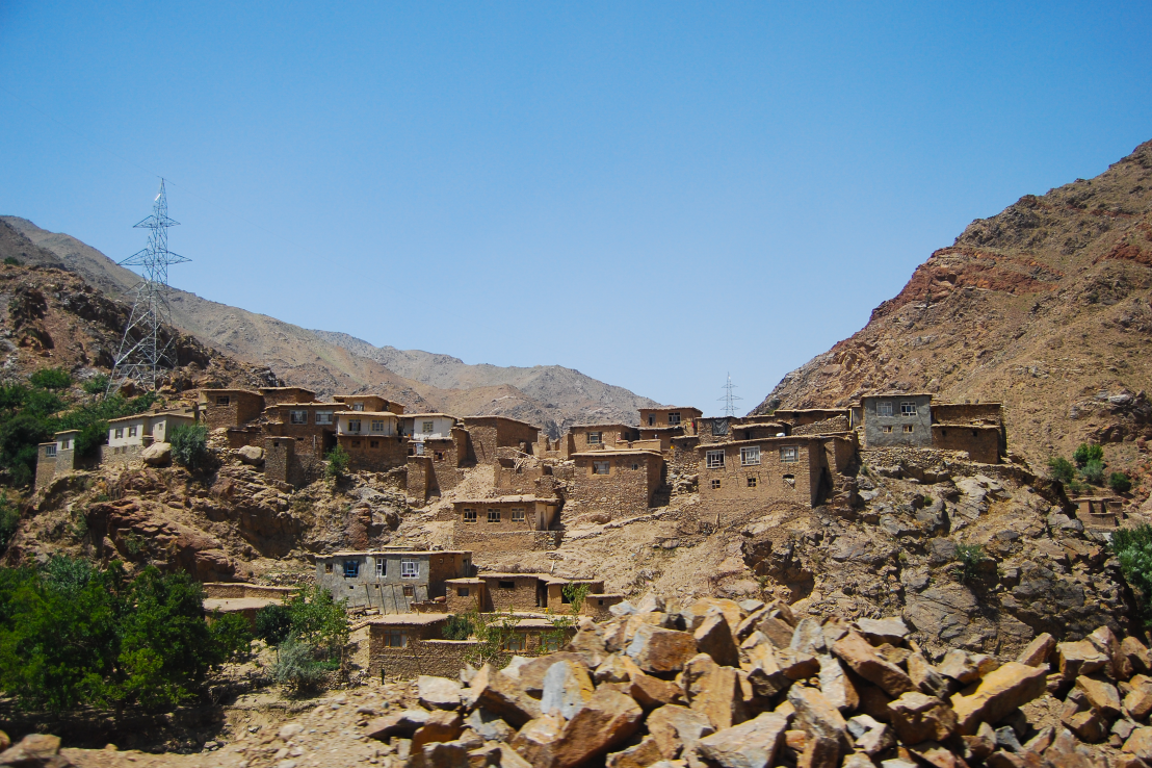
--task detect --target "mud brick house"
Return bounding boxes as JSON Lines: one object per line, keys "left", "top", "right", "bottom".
{"left": 335, "top": 410, "right": 407, "bottom": 471}
{"left": 334, "top": 394, "right": 405, "bottom": 415}
{"left": 442, "top": 573, "right": 622, "bottom": 618}
{"left": 405, "top": 419, "right": 471, "bottom": 502}
{"left": 772, "top": 408, "right": 852, "bottom": 435}
{"left": 314, "top": 549, "right": 472, "bottom": 611}
{"left": 930, "top": 402, "right": 1005, "bottom": 464}
{"left": 401, "top": 413, "right": 458, "bottom": 442}
{"left": 259, "top": 386, "right": 319, "bottom": 406}
{"left": 695, "top": 433, "right": 858, "bottom": 513}
{"left": 859, "top": 394, "right": 1004, "bottom": 463}
{"left": 462, "top": 416, "right": 540, "bottom": 464}
{"left": 568, "top": 449, "right": 664, "bottom": 518}
{"left": 730, "top": 421, "right": 790, "bottom": 441}
{"left": 861, "top": 394, "right": 933, "bottom": 449}
{"left": 198, "top": 388, "right": 266, "bottom": 430}
{"left": 263, "top": 401, "right": 344, "bottom": 457}
{"left": 34, "top": 429, "right": 81, "bottom": 489}
{"left": 452, "top": 496, "right": 562, "bottom": 553}
{"left": 102, "top": 409, "right": 197, "bottom": 465}
{"left": 567, "top": 424, "right": 641, "bottom": 455}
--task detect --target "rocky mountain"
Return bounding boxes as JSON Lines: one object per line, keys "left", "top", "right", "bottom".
{"left": 1, "top": 217, "right": 655, "bottom": 432}
{"left": 753, "top": 139, "right": 1152, "bottom": 475}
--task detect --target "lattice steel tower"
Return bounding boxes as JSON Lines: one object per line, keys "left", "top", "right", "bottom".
{"left": 109, "top": 179, "right": 190, "bottom": 392}
{"left": 718, "top": 372, "right": 743, "bottom": 417}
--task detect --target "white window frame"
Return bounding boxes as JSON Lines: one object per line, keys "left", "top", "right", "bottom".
{"left": 400, "top": 559, "right": 418, "bottom": 579}
{"left": 587, "top": 431, "right": 602, "bottom": 444}
{"left": 422, "top": 421, "right": 435, "bottom": 434}
{"left": 901, "top": 402, "right": 917, "bottom": 416}
{"left": 877, "top": 402, "right": 894, "bottom": 417}
{"left": 127, "top": 426, "right": 137, "bottom": 438}
{"left": 114, "top": 428, "right": 123, "bottom": 439}
{"left": 780, "top": 446, "right": 799, "bottom": 463}
{"left": 463, "top": 508, "right": 477, "bottom": 523}
{"left": 668, "top": 412, "right": 681, "bottom": 425}
{"left": 376, "top": 558, "right": 386, "bottom": 577}
{"left": 740, "top": 446, "right": 761, "bottom": 466}
{"left": 592, "top": 461, "right": 610, "bottom": 475}
{"left": 511, "top": 508, "right": 525, "bottom": 522}
{"left": 706, "top": 450, "right": 725, "bottom": 469}
{"left": 45, "top": 445, "right": 57, "bottom": 458}
{"left": 315, "top": 411, "right": 333, "bottom": 425}
{"left": 371, "top": 420, "right": 384, "bottom": 433}
{"left": 290, "top": 410, "right": 308, "bottom": 425}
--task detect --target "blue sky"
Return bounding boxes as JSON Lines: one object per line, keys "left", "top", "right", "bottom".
{"left": 1, "top": 2, "right": 1149, "bottom": 414}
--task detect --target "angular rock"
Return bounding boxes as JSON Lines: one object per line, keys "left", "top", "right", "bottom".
{"left": 0, "top": 734, "right": 64, "bottom": 767}
{"left": 842, "top": 754, "right": 878, "bottom": 768}
{"left": 418, "top": 675, "right": 463, "bottom": 710}
{"left": 857, "top": 685, "right": 894, "bottom": 723}
{"left": 1124, "top": 637, "right": 1152, "bottom": 676}
{"left": 856, "top": 618, "right": 909, "bottom": 646}
{"left": 547, "top": 688, "right": 644, "bottom": 768}
{"left": 469, "top": 665, "right": 541, "bottom": 728}
{"left": 647, "top": 704, "right": 715, "bottom": 759}
{"left": 950, "top": 662, "right": 1048, "bottom": 734}
{"left": 1057, "top": 640, "right": 1109, "bottom": 680}
{"left": 519, "top": 652, "right": 593, "bottom": 696}
{"left": 626, "top": 625, "right": 699, "bottom": 675}
{"left": 777, "top": 647, "right": 821, "bottom": 680}
{"left": 1016, "top": 633, "right": 1055, "bottom": 668}
{"left": 365, "top": 709, "right": 431, "bottom": 740}
{"left": 420, "top": 740, "right": 468, "bottom": 767}
{"left": 759, "top": 616, "right": 797, "bottom": 648}
{"left": 605, "top": 736, "right": 663, "bottom": 768}
{"left": 797, "top": 735, "right": 839, "bottom": 768}
{"left": 847, "top": 715, "right": 892, "bottom": 756}
{"left": 790, "top": 618, "right": 828, "bottom": 656}
{"left": 1090, "top": 625, "right": 1132, "bottom": 681}
{"left": 887, "top": 691, "right": 957, "bottom": 744}
{"left": 938, "top": 649, "right": 982, "bottom": 685}
{"left": 1126, "top": 676, "right": 1152, "bottom": 720}
{"left": 909, "top": 741, "right": 965, "bottom": 768}
{"left": 510, "top": 714, "right": 565, "bottom": 767}
{"left": 787, "top": 685, "right": 848, "bottom": 755}
{"left": 1044, "top": 727, "right": 1099, "bottom": 768}
{"left": 540, "top": 660, "right": 595, "bottom": 720}
{"left": 695, "top": 712, "right": 791, "bottom": 768}
{"left": 962, "top": 721, "right": 997, "bottom": 760}
{"left": 1076, "top": 675, "right": 1122, "bottom": 717}
{"left": 683, "top": 653, "right": 746, "bottom": 730}
{"left": 141, "top": 441, "right": 171, "bottom": 466}
{"left": 744, "top": 642, "right": 789, "bottom": 699}
{"left": 832, "top": 631, "right": 915, "bottom": 697}
{"left": 237, "top": 445, "right": 264, "bottom": 465}
{"left": 412, "top": 711, "right": 464, "bottom": 750}
{"left": 1124, "top": 726, "right": 1152, "bottom": 760}
{"left": 818, "top": 654, "right": 859, "bottom": 712}
{"left": 695, "top": 613, "right": 740, "bottom": 668}
{"left": 464, "top": 708, "right": 514, "bottom": 743}
{"left": 1064, "top": 708, "right": 1107, "bottom": 743}
{"left": 622, "top": 664, "right": 681, "bottom": 710}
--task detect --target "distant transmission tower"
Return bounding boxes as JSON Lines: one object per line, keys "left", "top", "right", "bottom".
{"left": 109, "top": 179, "right": 190, "bottom": 393}
{"left": 719, "top": 372, "right": 743, "bottom": 417}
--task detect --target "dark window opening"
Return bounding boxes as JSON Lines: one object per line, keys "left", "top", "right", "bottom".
{"left": 403, "top": 586, "right": 415, "bottom": 597}
{"left": 499, "top": 580, "right": 515, "bottom": 589}
{"left": 459, "top": 587, "right": 470, "bottom": 597}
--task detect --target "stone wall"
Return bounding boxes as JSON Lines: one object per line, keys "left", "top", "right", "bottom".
{"left": 339, "top": 434, "right": 408, "bottom": 472}
{"left": 932, "top": 424, "right": 1001, "bottom": 464}
{"left": 932, "top": 403, "right": 1002, "bottom": 424}
{"left": 463, "top": 417, "right": 540, "bottom": 465}
{"left": 697, "top": 439, "right": 821, "bottom": 516}
{"left": 264, "top": 437, "right": 322, "bottom": 489}
{"left": 567, "top": 453, "right": 662, "bottom": 519}
{"left": 200, "top": 390, "right": 265, "bottom": 430}
{"left": 482, "top": 576, "right": 545, "bottom": 612}
{"left": 791, "top": 415, "right": 850, "bottom": 436}
{"left": 202, "top": 583, "right": 295, "bottom": 600}
{"left": 34, "top": 443, "right": 56, "bottom": 490}
{"left": 862, "top": 394, "right": 932, "bottom": 449}
{"left": 407, "top": 456, "right": 435, "bottom": 502}
{"left": 99, "top": 443, "right": 145, "bottom": 467}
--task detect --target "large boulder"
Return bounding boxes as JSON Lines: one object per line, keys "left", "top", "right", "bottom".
{"left": 237, "top": 445, "right": 264, "bottom": 465}
{"left": 625, "top": 625, "right": 698, "bottom": 675}
{"left": 546, "top": 688, "right": 644, "bottom": 768}
{"left": 418, "top": 675, "right": 463, "bottom": 710}
{"left": 949, "top": 662, "right": 1048, "bottom": 734}
{"left": 831, "top": 631, "right": 915, "bottom": 697}
{"left": 694, "top": 711, "right": 791, "bottom": 768}
{"left": 141, "top": 441, "right": 171, "bottom": 467}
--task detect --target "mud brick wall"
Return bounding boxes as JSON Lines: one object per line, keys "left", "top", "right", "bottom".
{"left": 932, "top": 403, "right": 1002, "bottom": 424}
{"left": 791, "top": 415, "right": 850, "bottom": 436}
{"left": 202, "top": 583, "right": 294, "bottom": 600}
{"left": 932, "top": 424, "right": 1001, "bottom": 464}
{"left": 407, "top": 456, "right": 435, "bottom": 502}
{"left": 446, "top": 583, "right": 485, "bottom": 613}
{"left": 200, "top": 391, "right": 264, "bottom": 430}
{"left": 464, "top": 418, "right": 540, "bottom": 465}
{"left": 100, "top": 443, "right": 144, "bottom": 466}
{"left": 264, "top": 437, "right": 321, "bottom": 488}
{"left": 226, "top": 428, "right": 265, "bottom": 450}
{"left": 34, "top": 444, "right": 56, "bottom": 490}
{"left": 697, "top": 441, "right": 821, "bottom": 515}
{"left": 495, "top": 463, "right": 546, "bottom": 494}
{"left": 453, "top": 529, "right": 563, "bottom": 554}
{"left": 341, "top": 434, "right": 408, "bottom": 472}
{"left": 483, "top": 577, "right": 544, "bottom": 612}
{"left": 669, "top": 437, "right": 700, "bottom": 473}
{"left": 567, "top": 454, "right": 662, "bottom": 518}
{"left": 260, "top": 388, "right": 316, "bottom": 406}
{"left": 369, "top": 621, "right": 450, "bottom": 678}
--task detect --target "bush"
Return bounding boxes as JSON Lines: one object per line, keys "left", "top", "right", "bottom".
{"left": 1082, "top": 459, "right": 1106, "bottom": 485}
{"left": 1048, "top": 456, "right": 1076, "bottom": 484}
{"left": 29, "top": 368, "right": 73, "bottom": 391}
{"left": 1073, "top": 443, "right": 1105, "bottom": 467}
{"left": 170, "top": 424, "right": 211, "bottom": 470}
{"left": 255, "top": 603, "right": 293, "bottom": 646}
{"left": 1113, "top": 525, "right": 1152, "bottom": 626}
{"left": 325, "top": 446, "right": 350, "bottom": 480}
{"left": 954, "top": 543, "right": 987, "bottom": 583}
{"left": 81, "top": 374, "right": 110, "bottom": 395}
{"left": 1111, "top": 472, "right": 1133, "bottom": 494}
{"left": 283, "top": 584, "right": 349, "bottom": 661}
{"left": 0, "top": 496, "right": 17, "bottom": 551}
{"left": 3, "top": 257, "right": 21, "bottom": 266}
{"left": 443, "top": 613, "right": 475, "bottom": 641}
{"left": 271, "top": 639, "right": 328, "bottom": 693}
{"left": 562, "top": 582, "right": 591, "bottom": 615}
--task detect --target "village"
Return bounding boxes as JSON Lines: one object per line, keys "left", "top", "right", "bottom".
{"left": 26, "top": 385, "right": 1046, "bottom": 685}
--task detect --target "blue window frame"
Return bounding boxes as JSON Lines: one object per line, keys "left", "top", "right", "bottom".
{"left": 343, "top": 559, "right": 360, "bottom": 578}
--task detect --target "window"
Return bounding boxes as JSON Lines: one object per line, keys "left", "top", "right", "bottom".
{"left": 401, "top": 560, "right": 418, "bottom": 579}
{"left": 706, "top": 450, "right": 725, "bottom": 469}
{"left": 376, "top": 558, "right": 385, "bottom": 577}
{"left": 422, "top": 421, "right": 434, "bottom": 434}
{"left": 343, "top": 559, "right": 360, "bottom": 578}
{"left": 903, "top": 424, "right": 914, "bottom": 433}
{"left": 414, "top": 443, "right": 424, "bottom": 455}
{"left": 324, "top": 562, "right": 333, "bottom": 573}
{"left": 877, "top": 402, "right": 894, "bottom": 417}
{"left": 403, "top": 585, "right": 415, "bottom": 597}
{"left": 783, "top": 474, "right": 796, "bottom": 487}
{"left": 502, "top": 633, "right": 526, "bottom": 652}
{"left": 371, "top": 420, "right": 384, "bottom": 432}
{"left": 352, "top": 403, "right": 364, "bottom": 411}
{"left": 463, "top": 508, "right": 477, "bottom": 523}
{"left": 882, "top": 426, "right": 893, "bottom": 434}
{"left": 540, "top": 634, "right": 562, "bottom": 652}
{"left": 648, "top": 415, "right": 655, "bottom": 426}
{"left": 114, "top": 428, "right": 123, "bottom": 439}
{"left": 216, "top": 395, "right": 231, "bottom": 406}
{"left": 631, "top": 464, "right": 639, "bottom": 471}
{"left": 498, "top": 581, "right": 515, "bottom": 589}
{"left": 434, "top": 451, "right": 444, "bottom": 461}
{"left": 488, "top": 509, "right": 501, "bottom": 523}
{"left": 127, "top": 426, "right": 137, "bottom": 438}
{"left": 458, "top": 587, "right": 470, "bottom": 597}
{"left": 511, "top": 508, "right": 525, "bottom": 522}
{"left": 711, "top": 479, "right": 721, "bottom": 490}
{"left": 747, "top": 476, "right": 758, "bottom": 488}
{"left": 587, "top": 431, "right": 602, "bottom": 444}
{"left": 44, "top": 445, "right": 56, "bottom": 458}
{"left": 593, "top": 461, "right": 610, "bottom": 475}
{"left": 316, "top": 411, "right": 333, "bottom": 425}
{"left": 901, "top": 402, "right": 917, "bottom": 416}
{"left": 290, "top": 410, "right": 308, "bottom": 425}
{"left": 668, "top": 412, "right": 681, "bottom": 425}
{"left": 780, "top": 446, "right": 799, "bottom": 463}
{"left": 383, "top": 630, "right": 407, "bottom": 648}
{"left": 347, "top": 419, "right": 361, "bottom": 433}
{"left": 370, "top": 440, "right": 379, "bottom": 448}
{"left": 61, "top": 439, "right": 71, "bottom": 449}
{"left": 740, "top": 446, "right": 761, "bottom": 466}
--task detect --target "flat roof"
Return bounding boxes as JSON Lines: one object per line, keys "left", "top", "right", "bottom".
{"left": 335, "top": 394, "right": 391, "bottom": 400}
{"left": 933, "top": 422, "right": 1001, "bottom": 429}
{"left": 568, "top": 423, "right": 634, "bottom": 431}
{"left": 335, "top": 410, "right": 398, "bottom": 417}
{"left": 695, "top": 435, "right": 828, "bottom": 451}
{"left": 260, "top": 386, "right": 316, "bottom": 392}
{"left": 321, "top": 550, "right": 470, "bottom": 558}
{"left": 860, "top": 392, "right": 934, "bottom": 399}
{"left": 204, "top": 597, "right": 281, "bottom": 612}
{"left": 571, "top": 450, "right": 662, "bottom": 458}
{"left": 477, "top": 572, "right": 546, "bottom": 580}
{"left": 453, "top": 495, "right": 554, "bottom": 505}
{"left": 445, "top": 577, "right": 484, "bottom": 584}
{"left": 367, "top": 614, "right": 450, "bottom": 626}
{"left": 107, "top": 410, "right": 195, "bottom": 424}
{"left": 404, "top": 413, "right": 458, "bottom": 419}
{"left": 463, "top": 415, "right": 539, "bottom": 428}
{"left": 640, "top": 406, "right": 703, "bottom": 413}
{"left": 53, "top": 429, "right": 81, "bottom": 436}
{"left": 732, "top": 422, "right": 788, "bottom": 430}
{"left": 769, "top": 408, "right": 849, "bottom": 414}
{"left": 200, "top": 388, "right": 261, "bottom": 395}
{"left": 266, "top": 402, "right": 343, "bottom": 408}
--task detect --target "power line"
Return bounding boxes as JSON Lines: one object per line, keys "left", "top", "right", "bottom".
{"left": 718, "top": 372, "right": 742, "bottom": 417}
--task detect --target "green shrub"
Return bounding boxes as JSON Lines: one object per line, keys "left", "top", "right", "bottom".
{"left": 562, "top": 582, "right": 591, "bottom": 615}
{"left": 3, "top": 257, "right": 21, "bottom": 266}
{"left": 209, "top": 612, "right": 254, "bottom": 663}
{"left": 1111, "top": 472, "right": 1133, "bottom": 494}
{"left": 254, "top": 603, "right": 293, "bottom": 646}
{"left": 443, "top": 613, "right": 475, "bottom": 641}
{"left": 954, "top": 543, "right": 987, "bottom": 583}
{"left": 1112, "top": 525, "right": 1152, "bottom": 627}
{"left": 29, "top": 368, "right": 72, "bottom": 391}
{"left": 1082, "top": 459, "right": 1106, "bottom": 485}
{"left": 325, "top": 446, "right": 350, "bottom": 480}
{"left": 170, "top": 424, "right": 211, "bottom": 470}
{"left": 1048, "top": 457, "right": 1076, "bottom": 484}
{"left": 283, "top": 583, "right": 349, "bottom": 660}
{"left": 81, "top": 374, "right": 110, "bottom": 395}
{"left": 271, "top": 639, "right": 328, "bottom": 693}
{"left": 1073, "top": 443, "right": 1105, "bottom": 467}
{"left": 0, "top": 496, "right": 18, "bottom": 551}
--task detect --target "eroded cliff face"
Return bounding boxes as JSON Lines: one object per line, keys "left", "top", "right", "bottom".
{"left": 753, "top": 140, "right": 1152, "bottom": 480}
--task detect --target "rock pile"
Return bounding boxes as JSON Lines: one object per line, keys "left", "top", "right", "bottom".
{"left": 362, "top": 597, "right": 1152, "bottom": 767}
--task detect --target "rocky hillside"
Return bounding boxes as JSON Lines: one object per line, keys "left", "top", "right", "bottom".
{"left": 1, "top": 218, "right": 654, "bottom": 431}
{"left": 753, "top": 139, "right": 1152, "bottom": 475}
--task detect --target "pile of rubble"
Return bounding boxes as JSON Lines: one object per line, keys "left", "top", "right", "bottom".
{"left": 362, "top": 596, "right": 1152, "bottom": 767}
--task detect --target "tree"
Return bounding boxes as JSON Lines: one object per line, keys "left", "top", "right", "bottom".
{"left": 1113, "top": 525, "right": 1152, "bottom": 626}
{"left": 82, "top": 374, "right": 110, "bottom": 395}
{"left": 0, "top": 496, "right": 17, "bottom": 551}
{"left": 1073, "top": 443, "right": 1105, "bottom": 467}
{"left": 325, "top": 446, "right": 350, "bottom": 480}
{"left": 170, "top": 424, "right": 211, "bottom": 471}
{"left": 255, "top": 603, "right": 293, "bottom": 646}
{"left": 1082, "top": 459, "right": 1106, "bottom": 485}
{"left": 283, "top": 583, "right": 349, "bottom": 660}
{"left": 29, "top": 368, "right": 72, "bottom": 390}
{"left": 1111, "top": 472, "right": 1133, "bottom": 494}
{"left": 1048, "top": 456, "right": 1075, "bottom": 484}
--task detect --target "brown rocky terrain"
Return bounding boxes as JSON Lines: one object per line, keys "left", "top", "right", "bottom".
{"left": 752, "top": 139, "right": 1152, "bottom": 480}
{"left": 1, "top": 217, "right": 656, "bottom": 433}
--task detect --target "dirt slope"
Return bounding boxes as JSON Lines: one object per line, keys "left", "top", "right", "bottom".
{"left": 752, "top": 139, "right": 1152, "bottom": 474}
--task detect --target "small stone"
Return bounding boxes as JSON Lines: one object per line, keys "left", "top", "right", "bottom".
{"left": 278, "top": 724, "right": 304, "bottom": 741}
{"left": 1058, "top": 640, "right": 1109, "bottom": 680}
{"left": 412, "top": 710, "right": 464, "bottom": 750}
{"left": 855, "top": 618, "right": 909, "bottom": 645}
{"left": 962, "top": 721, "right": 997, "bottom": 760}
{"left": 1076, "top": 675, "right": 1122, "bottom": 717}
{"left": 1015, "top": 633, "right": 1055, "bottom": 668}
{"left": 605, "top": 736, "right": 663, "bottom": 768}
{"left": 647, "top": 704, "right": 714, "bottom": 759}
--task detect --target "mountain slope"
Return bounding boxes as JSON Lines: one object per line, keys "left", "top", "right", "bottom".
{"left": 752, "top": 139, "right": 1152, "bottom": 473}
{"left": 1, "top": 217, "right": 655, "bottom": 430}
